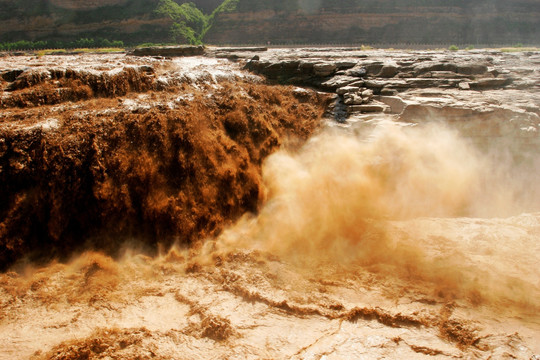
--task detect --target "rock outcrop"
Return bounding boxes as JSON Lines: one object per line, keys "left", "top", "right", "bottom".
{"left": 206, "top": 0, "right": 540, "bottom": 45}
{"left": 239, "top": 47, "right": 540, "bottom": 148}
{"left": 130, "top": 45, "right": 205, "bottom": 57}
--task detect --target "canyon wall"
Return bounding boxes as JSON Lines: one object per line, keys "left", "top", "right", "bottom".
{"left": 0, "top": 0, "right": 171, "bottom": 43}
{"left": 206, "top": 0, "right": 540, "bottom": 45}
{"left": 0, "top": 0, "right": 539, "bottom": 45}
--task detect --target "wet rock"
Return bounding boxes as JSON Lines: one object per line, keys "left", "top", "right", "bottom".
{"left": 321, "top": 75, "right": 359, "bottom": 90}
{"left": 240, "top": 47, "right": 536, "bottom": 123}
{"left": 6, "top": 69, "right": 51, "bottom": 91}
{"left": 348, "top": 103, "right": 390, "bottom": 113}
{"left": 260, "top": 60, "right": 301, "bottom": 80}
{"left": 216, "top": 53, "right": 240, "bottom": 61}
{"left": 345, "top": 66, "right": 367, "bottom": 77}
{"left": 336, "top": 85, "right": 362, "bottom": 95}
{"left": 281, "top": 60, "right": 301, "bottom": 71}
{"left": 298, "top": 61, "right": 315, "bottom": 74}
{"left": 1, "top": 69, "right": 24, "bottom": 82}
{"left": 343, "top": 93, "right": 364, "bottom": 105}
{"left": 138, "top": 65, "right": 154, "bottom": 74}
{"left": 262, "top": 62, "right": 284, "bottom": 78}
{"left": 130, "top": 45, "right": 205, "bottom": 57}
{"left": 215, "top": 47, "right": 268, "bottom": 53}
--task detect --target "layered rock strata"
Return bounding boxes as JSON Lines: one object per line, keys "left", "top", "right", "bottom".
{"left": 240, "top": 48, "right": 540, "bottom": 148}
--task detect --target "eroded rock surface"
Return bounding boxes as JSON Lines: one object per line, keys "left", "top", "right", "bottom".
{"left": 241, "top": 48, "right": 540, "bottom": 153}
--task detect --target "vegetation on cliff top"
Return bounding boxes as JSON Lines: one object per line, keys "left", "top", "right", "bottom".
{"left": 0, "top": 0, "right": 239, "bottom": 46}
{"left": 0, "top": 38, "right": 124, "bottom": 51}
{"left": 154, "top": 0, "right": 239, "bottom": 44}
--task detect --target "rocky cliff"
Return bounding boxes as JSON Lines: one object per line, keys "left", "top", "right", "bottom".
{"left": 0, "top": 0, "right": 539, "bottom": 46}
{"left": 0, "top": 0, "right": 172, "bottom": 44}
{"left": 206, "top": 0, "right": 540, "bottom": 45}
{"left": 0, "top": 0, "right": 539, "bottom": 45}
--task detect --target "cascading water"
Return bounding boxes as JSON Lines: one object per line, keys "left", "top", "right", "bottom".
{"left": 0, "top": 51, "right": 539, "bottom": 359}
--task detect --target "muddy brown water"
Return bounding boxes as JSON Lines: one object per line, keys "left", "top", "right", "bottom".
{"left": 0, "top": 53, "right": 539, "bottom": 359}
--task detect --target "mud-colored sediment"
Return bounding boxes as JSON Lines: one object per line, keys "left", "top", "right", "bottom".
{"left": 0, "top": 55, "right": 329, "bottom": 269}
{"left": 0, "top": 51, "right": 539, "bottom": 359}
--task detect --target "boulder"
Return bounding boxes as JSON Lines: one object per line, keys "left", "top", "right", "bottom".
{"left": 344, "top": 93, "right": 364, "bottom": 105}
{"left": 313, "top": 63, "right": 337, "bottom": 77}
{"left": 458, "top": 82, "right": 471, "bottom": 90}
{"left": 376, "top": 96, "right": 406, "bottom": 114}
{"left": 1, "top": 69, "right": 24, "bottom": 82}
{"left": 361, "top": 89, "right": 374, "bottom": 100}
{"left": 377, "top": 65, "right": 399, "bottom": 78}
{"left": 335, "top": 61, "right": 357, "bottom": 70}
{"left": 364, "top": 79, "right": 387, "bottom": 89}
{"left": 337, "top": 85, "right": 362, "bottom": 95}
{"left": 345, "top": 66, "right": 367, "bottom": 77}
{"left": 321, "top": 75, "right": 359, "bottom": 90}
{"left": 262, "top": 62, "right": 284, "bottom": 79}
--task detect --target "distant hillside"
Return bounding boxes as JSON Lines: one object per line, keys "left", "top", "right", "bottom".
{"left": 206, "top": 0, "right": 540, "bottom": 45}
{"left": 0, "top": 0, "right": 233, "bottom": 45}
{"left": 0, "top": 0, "right": 539, "bottom": 46}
